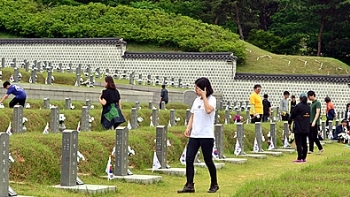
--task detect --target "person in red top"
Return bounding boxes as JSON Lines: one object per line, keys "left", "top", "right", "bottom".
{"left": 324, "top": 97, "right": 336, "bottom": 127}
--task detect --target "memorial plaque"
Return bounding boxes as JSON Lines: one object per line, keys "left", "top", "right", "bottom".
{"left": 130, "top": 108, "right": 138, "bottom": 129}
{"left": 270, "top": 122, "right": 276, "bottom": 149}
{"left": 115, "top": 127, "right": 128, "bottom": 176}
{"left": 156, "top": 126, "right": 167, "bottom": 169}
{"left": 60, "top": 130, "right": 78, "bottom": 186}
{"left": 214, "top": 124, "right": 224, "bottom": 159}
{"left": 169, "top": 109, "right": 176, "bottom": 126}
{"left": 183, "top": 90, "right": 197, "bottom": 107}
{"left": 0, "top": 133, "right": 9, "bottom": 196}
{"left": 152, "top": 108, "right": 158, "bottom": 127}
{"left": 236, "top": 123, "right": 245, "bottom": 155}
{"left": 80, "top": 106, "right": 89, "bottom": 131}
{"left": 13, "top": 105, "right": 24, "bottom": 133}
{"left": 255, "top": 122, "right": 263, "bottom": 152}
{"left": 50, "top": 107, "right": 60, "bottom": 133}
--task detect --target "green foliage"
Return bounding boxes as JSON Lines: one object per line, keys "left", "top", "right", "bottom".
{"left": 0, "top": 0, "right": 246, "bottom": 62}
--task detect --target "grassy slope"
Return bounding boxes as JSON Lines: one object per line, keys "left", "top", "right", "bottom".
{"left": 1, "top": 31, "right": 349, "bottom": 75}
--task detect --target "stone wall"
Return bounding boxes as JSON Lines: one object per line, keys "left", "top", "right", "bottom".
{"left": 0, "top": 38, "right": 236, "bottom": 102}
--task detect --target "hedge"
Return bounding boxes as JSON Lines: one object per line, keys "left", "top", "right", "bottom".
{"left": 0, "top": 0, "right": 246, "bottom": 62}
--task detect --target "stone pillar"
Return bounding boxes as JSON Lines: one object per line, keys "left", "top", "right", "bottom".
{"left": 47, "top": 70, "right": 52, "bottom": 84}
{"left": 0, "top": 132, "right": 9, "bottom": 196}
{"left": 170, "top": 109, "right": 176, "bottom": 126}
{"left": 236, "top": 123, "right": 245, "bottom": 155}
{"left": 80, "top": 106, "right": 90, "bottom": 131}
{"left": 25, "top": 61, "right": 29, "bottom": 72}
{"left": 337, "top": 111, "right": 340, "bottom": 120}
{"left": 156, "top": 126, "right": 167, "bottom": 169}
{"left": 246, "top": 110, "right": 250, "bottom": 123}
{"left": 185, "top": 109, "right": 191, "bottom": 125}
{"left": 1, "top": 58, "right": 5, "bottom": 68}
{"left": 13, "top": 105, "right": 24, "bottom": 134}
{"left": 270, "top": 122, "right": 276, "bottom": 149}
{"left": 335, "top": 119, "right": 339, "bottom": 127}
{"left": 341, "top": 111, "right": 344, "bottom": 119}
{"left": 58, "top": 63, "right": 63, "bottom": 72}
{"left": 160, "top": 101, "right": 165, "bottom": 110}
{"left": 283, "top": 122, "right": 289, "bottom": 141}
{"left": 225, "top": 109, "right": 230, "bottom": 124}
{"left": 214, "top": 109, "right": 219, "bottom": 124}
{"left": 130, "top": 108, "right": 138, "bottom": 129}
{"left": 44, "top": 98, "right": 50, "bottom": 109}
{"left": 13, "top": 67, "right": 19, "bottom": 82}
{"left": 214, "top": 124, "right": 224, "bottom": 159}
{"left": 321, "top": 121, "right": 326, "bottom": 139}
{"left": 76, "top": 74, "right": 81, "bottom": 86}
{"left": 328, "top": 121, "right": 333, "bottom": 139}
{"left": 115, "top": 126, "right": 129, "bottom": 176}
{"left": 276, "top": 107, "right": 280, "bottom": 121}
{"left": 135, "top": 101, "right": 140, "bottom": 110}
{"left": 219, "top": 101, "right": 223, "bottom": 111}
{"left": 85, "top": 99, "right": 91, "bottom": 110}
{"left": 50, "top": 107, "right": 60, "bottom": 133}
{"left": 152, "top": 108, "right": 158, "bottom": 127}
{"left": 255, "top": 122, "right": 263, "bottom": 152}
{"left": 60, "top": 130, "right": 78, "bottom": 186}
{"left": 148, "top": 101, "right": 153, "bottom": 109}
{"left": 31, "top": 69, "right": 37, "bottom": 84}
{"left": 65, "top": 98, "right": 71, "bottom": 110}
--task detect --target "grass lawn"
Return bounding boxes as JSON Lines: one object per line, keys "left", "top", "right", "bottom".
{"left": 10, "top": 138, "right": 348, "bottom": 197}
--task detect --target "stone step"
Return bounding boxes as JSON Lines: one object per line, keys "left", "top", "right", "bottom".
{"left": 192, "top": 162, "right": 225, "bottom": 169}
{"left": 146, "top": 167, "right": 191, "bottom": 176}
{"left": 272, "top": 149, "right": 295, "bottom": 153}
{"left": 217, "top": 158, "right": 247, "bottom": 164}
{"left": 101, "top": 174, "right": 162, "bottom": 184}
{"left": 53, "top": 184, "right": 116, "bottom": 194}
{"left": 237, "top": 153, "right": 267, "bottom": 159}
{"left": 250, "top": 151, "right": 283, "bottom": 156}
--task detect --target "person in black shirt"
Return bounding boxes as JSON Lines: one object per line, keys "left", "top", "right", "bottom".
{"left": 99, "top": 76, "right": 125, "bottom": 130}
{"left": 290, "top": 95, "right": 297, "bottom": 114}
{"left": 262, "top": 94, "right": 271, "bottom": 122}
{"left": 288, "top": 92, "right": 310, "bottom": 163}
{"left": 159, "top": 84, "right": 169, "bottom": 108}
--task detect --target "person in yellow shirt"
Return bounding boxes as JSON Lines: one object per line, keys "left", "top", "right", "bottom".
{"left": 249, "top": 84, "right": 263, "bottom": 123}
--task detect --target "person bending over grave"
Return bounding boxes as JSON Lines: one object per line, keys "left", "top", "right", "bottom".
{"left": 288, "top": 92, "right": 310, "bottom": 163}
{"left": 178, "top": 77, "right": 219, "bottom": 194}
{"left": 249, "top": 84, "right": 263, "bottom": 123}
{"left": 0, "top": 81, "right": 26, "bottom": 108}
{"left": 99, "top": 76, "right": 126, "bottom": 130}
{"left": 333, "top": 119, "right": 349, "bottom": 141}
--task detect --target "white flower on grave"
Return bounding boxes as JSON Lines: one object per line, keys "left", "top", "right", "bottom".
{"left": 25, "top": 103, "right": 30, "bottom": 109}
{"left": 233, "top": 106, "right": 239, "bottom": 110}
{"left": 267, "top": 132, "right": 271, "bottom": 138}
{"left": 128, "top": 146, "right": 135, "bottom": 156}
{"left": 150, "top": 116, "right": 152, "bottom": 120}
{"left": 217, "top": 115, "right": 220, "bottom": 118}
{"left": 0, "top": 103, "right": 5, "bottom": 109}
{"left": 90, "top": 105, "right": 95, "bottom": 109}
{"left": 89, "top": 116, "right": 94, "bottom": 123}
{"left": 70, "top": 104, "right": 75, "bottom": 110}
{"left": 175, "top": 117, "right": 181, "bottom": 122}
{"left": 137, "top": 117, "right": 144, "bottom": 123}
{"left": 59, "top": 114, "right": 66, "bottom": 122}
{"left": 49, "top": 104, "right": 56, "bottom": 109}
{"left": 229, "top": 115, "right": 232, "bottom": 119}
{"left": 233, "top": 132, "right": 237, "bottom": 138}
{"left": 9, "top": 153, "right": 14, "bottom": 163}
{"left": 22, "top": 117, "right": 28, "bottom": 124}
{"left": 51, "top": 76, "right": 55, "bottom": 82}
{"left": 152, "top": 107, "right": 157, "bottom": 110}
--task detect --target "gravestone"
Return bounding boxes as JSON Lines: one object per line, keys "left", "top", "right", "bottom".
{"left": 214, "top": 109, "right": 218, "bottom": 124}
{"left": 341, "top": 111, "right": 344, "bottom": 119}
{"left": 245, "top": 110, "right": 250, "bottom": 123}
{"left": 283, "top": 122, "right": 289, "bottom": 141}
{"left": 135, "top": 101, "right": 140, "bottom": 110}
{"left": 129, "top": 73, "right": 134, "bottom": 85}
{"left": 148, "top": 101, "right": 153, "bottom": 109}
{"left": 47, "top": 70, "right": 52, "bottom": 84}
{"left": 337, "top": 111, "right": 340, "bottom": 120}
{"left": 80, "top": 107, "right": 90, "bottom": 131}
{"left": 156, "top": 126, "right": 167, "bottom": 169}
{"left": 335, "top": 119, "right": 339, "bottom": 127}
{"left": 0, "top": 71, "right": 2, "bottom": 81}
{"left": 152, "top": 108, "right": 158, "bottom": 126}
{"left": 219, "top": 101, "right": 223, "bottom": 110}
{"left": 169, "top": 109, "right": 176, "bottom": 126}
{"left": 60, "top": 130, "right": 79, "bottom": 186}
{"left": 95, "top": 68, "right": 101, "bottom": 78}
{"left": 13, "top": 67, "right": 19, "bottom": 82}
{"left": 113, "top": 70, "right": 119, "bottom": 79}
{"left": 147, "top": 75, "right": 151, "bottom": 85}
{"left": 50, "top": 107, "right": 60, "bottom": 133}
{"left": 270, "top": 122, "right": 277, "bottom": 149}
{"left": 130, "top": 108, "right": 138, "bottom": 129}
{"left": 68, "top": 62, "right": 72, "bottom": 73}
{"left": 65, "top": 98, "right": 72, "bottom": 110}
{"left": 214, "top": 124, "right": 224, "bottom": 159}
{"left": 89, "top": 75, "right": 94, "bottom": 86}
{"left": 76, "top": 74, "right": 81, "bottom": 87}
{"left": 236, "top": 123, "right": 245, "bottom": 155}
{"left": 86, "top": 99, "right": 91, "bottom": 110}
{"left": 225, "top": 110, "right": 230, "bottom": 124}
{"left": 254, "top": 122, "right": 264, "bottom": 152}
{"left": 58, "top": 63, "right": 63, "bottom": 72}
{"left": 77, "top": 64, "right": 82, "bottom": 75}
{"left": 0, "top": 132, "right": 9, "bottom": 196}
{"left": 1, "top": 58, "right": 4, "bottom": 68}
{"left": 31, "top": 68, "right": 37, "bottom": 84}
{"left": 183, "top": 90, "right": 197, "bottom": 107}
{"left": 137, "top": 74, "right": 142, "bottom": 85}
{"left": 328, "top": 121, "right": 333, "bottom": 139}
{"left": 115, "top": 127, "right": 129, "bottom": 176}
{"left": 44, "top": 98, "right": 50, "bottom": 109}
{"left": 276, "top": 107, "right": 280, "bottom": 121}
{"left": 154, "top": 76, "right": 160, "bottom": 86}
{"left": 321, "top": 121, "right": 326, "bottom": 139}
{"left": 13, "top": 105, "right": 24, "bottom": 133}
{"left": 12, "top": 58, "right": 16, "bottom": 68}
{"left": 25, "top": 61, "right": 29, "bottom": 72}
{"left": 170, "top": 77, "right": 175, "bottom": 87}
{"left": 185, "top": 109, "right": 191, "bottom": 125}
{"left": 160, "top": 101, "right": 165, "bottom": 110}
{"left": 178, "top": 78, "right": 182, "bottom": 88}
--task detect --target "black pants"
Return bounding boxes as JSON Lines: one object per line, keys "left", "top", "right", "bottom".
{"left": 294, "top": 133, "right": 308, "bottom": 160}
{"left": 325, "top": 118, "right": 333, "bottom": 126}
{"left": 9, "top": 97, "right": 26, "bottom": 108}
{"left": 309, "top": 124, "right": 323, "bottom": 152}
{"left": 250, "top": 114, "right": 262, "bottom": 123}
{"left": 186, "top": 138, "right": 217, "bottom": 184}
{"left": 159, "top": 100, "right": 168, "bottom": 109}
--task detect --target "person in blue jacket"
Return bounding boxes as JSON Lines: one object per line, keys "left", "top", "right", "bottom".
{"left": 0, "top": 81, "right": 27, "bottom": 108}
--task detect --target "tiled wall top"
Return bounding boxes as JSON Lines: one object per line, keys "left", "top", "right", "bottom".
{"left": 0, "top": 38, "right": 127, "bottom": 45}
{"left": 123, "top": 51, "right": 237, "bottom": 60}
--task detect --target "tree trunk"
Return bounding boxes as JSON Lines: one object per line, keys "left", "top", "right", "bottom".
{"left": 214, "top": 15, "right": 219, "bottom": 25}
{"left": 317, "top": 19, "right": 326, "bottom": 56}
{"left": 233, "top": 3, "right": 244, "bottom": 40}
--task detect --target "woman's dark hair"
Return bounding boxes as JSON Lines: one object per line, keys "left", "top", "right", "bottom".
{"left": 105, "top": 76, "right": 116, "bottom": 90}
{"left": 324, "top": 96, "right": 331, "bottom": 103}
{"left": 346, "top": 103, "right": 350, "bottom": 108}
{"left": 195, "top": 77, "right": 213, "bottom": 97}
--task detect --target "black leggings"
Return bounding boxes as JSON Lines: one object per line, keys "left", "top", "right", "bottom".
{"left": 185, "top": 138, "right": 217, "bottom": 184}
{"left": 294, "top": 133, "right": 308, "bottom": 160}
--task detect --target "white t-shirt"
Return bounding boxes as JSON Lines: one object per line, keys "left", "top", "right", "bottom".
{"left": 190, "top": 95, "right": 216, "bottom": 138}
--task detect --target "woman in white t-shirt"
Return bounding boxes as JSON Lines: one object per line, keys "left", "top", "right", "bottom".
{"left": 177, "top": 77, "right": 219, "bottom": 194}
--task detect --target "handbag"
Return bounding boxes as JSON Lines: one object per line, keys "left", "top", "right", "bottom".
{"left": 104, "top": 103, "right": 126, "bottom": 124}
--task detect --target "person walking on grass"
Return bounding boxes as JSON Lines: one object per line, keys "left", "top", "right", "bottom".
{"left": 0, "top": 81, "right": 26, "bottom": 108}
{"left": 307, "top": 91, "right": 324, "bottom": 154}
{"left": 177, "top": 77, "right": 219, "bottom": 194}
{"left": 288, "top": 92, "right": 310, "bottom": 162}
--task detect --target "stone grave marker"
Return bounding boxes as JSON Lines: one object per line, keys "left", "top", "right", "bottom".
{"left": 13, "top": 67, "right": 19, "bottom": 82}
{"left": 11, "top": 58, "right": 16, "bottom": 68}
{"left": 169, "top": 109, "right": 176, "bottom": 126}
{"left": 253, "top": 123, "right": 282, "bottom": 156}
{"left": 283, "top": 122, "right": 289, "bottom": 143}
{"left": 0, "top": 132, "right": 9, "bottom": 196}
{"left": 137, "top": 74, "right": 142, "bottom": 85}
{"left": 152, "top": 108, "right": 158, "bottom": 127}
{"left": 0, "top": 71, "right": 2, "bottom": 81}
{"left": 214, "top": 109, "right": 218, "bottom": 124}
{"left": 44, "top": 98, "right": 50, "bottom": 109}
{"left": 13, "top": 105, "right": 24, "bottom": 134}
{"left": 225, "top": 110, "right": 230, "bottom": 124}
{"left": 130, "top": 108, "right": 138, "bottom": 129}
{"left": 58, "top": 63, "right": 63, "bottom": 72}
{"left": 129, "top": 73, "right": 135, "bottom": 85}
{"left": 76, "top": 74, "right": 81, "bottom": 87}
{"left": 31, "top": 68, "right": 37, "bottom": 84}
{"left": 86, "top": 99, "right": 91, "bottom": 110}
{"left": 68, "top": 62, "right": 72, "bottom": 73}
{"left": 160, "top": 101, "right": 165, "bottom": 110}
{"left": 80, "top": 106, "right": 90, "bottom": 131}
{"left": 270, "top": 122, "right": 277, "bottom": 149}
{"left": 183, "top": 90, "right": 197, "bottom": 107}
{"left": 25, "top": 61, "right": 29, "bottom": 72}
{"left": 245, "top": 110, "right": 250, "bottom": 123}
{"left": 1, "top": 58, "right": 5, "bottom": 68}
{"left": 321, "top": 121, "right": 326, "bottom": 139}
{"left": 148, "top": 101, "right": 153, "bottom": 109}
{"left": 65, "top": 98, "right": 72, "bottom": 110}
{"left": 147, "top": 75, "right": 151, "bottom": 85}
{"left": 50, "top": 107, "right": 60, "bottom": 133}
{"left": 135, "top": 101, "right": 140, "bottom": 110}
{"left": 47, "top": 70, "right": 53, "bottom": 85}
{"left": 178, "top": 78, "right": 182, "bottom": 88}
{"left": 272, "top": 122, "right": 295, "bottom": 153}
{"left": 185, "top": 109, "right": 191, "bottom": 125}
{"left": 219, "top": 101, "right": 223, "bottom": 110}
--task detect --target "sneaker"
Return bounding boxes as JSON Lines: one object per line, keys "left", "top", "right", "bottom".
{"left": 293, "top": 159, "right": 303, "bottom": 163}
{"left": 307, "top": 151, "right": 313, "bottom": 154}
{"left": 208, "top": 184, "right": 219, "bottom": 193}
{"left": 317, "top": 149, "right": 324, "bottom": 155}
{"left": 302, "top": 159, "right": 307, "bottom": 162}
